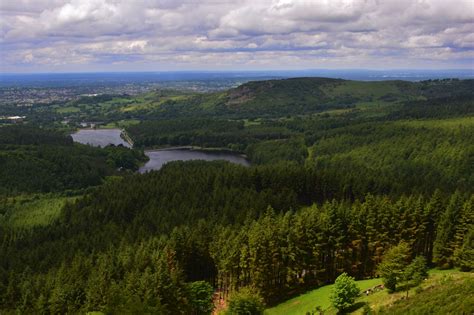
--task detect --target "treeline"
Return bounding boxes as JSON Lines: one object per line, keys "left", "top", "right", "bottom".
{"left": 0, "top": 160, "right": 472, "bottom": 312}
{"left": 0, "top": 125, "right": 72, "bottom": 146}
{"left": 418, "top": 78, "right": 474, "bottom": 99}
{"left": 388, "top": 95, "right": 474, "bottom": 120}
{"left": 127, "top": 118, "right": 295, "bottom": 151}
{"left": 126, "top": 112, "right": 473, "bottom": 195}
{"left": 0, "top": 126, "right": 147, "bottom": 194}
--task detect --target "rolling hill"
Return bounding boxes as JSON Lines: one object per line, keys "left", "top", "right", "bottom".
{"left": 127, "top": 77, "right": 474, "bottom": 119}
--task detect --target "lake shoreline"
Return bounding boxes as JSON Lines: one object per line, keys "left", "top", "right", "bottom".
{"left": 143, "top": 145, "right": 248, "bottom": 159}
{"left": 71, "top": 128, "right": 250, "bottom": 173}
{"left": 71, "top": 128, "right": 131, "bottom": 148}
{"left": 139, "top": 149, "right": 250, "bottom": 173}
{"left": 73, "top": 128, "right": 247, "bottom": 159}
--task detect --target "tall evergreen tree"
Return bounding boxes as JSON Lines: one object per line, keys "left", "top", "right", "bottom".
{"left": 433, "top": 192, "right": 464, "bottom": 268}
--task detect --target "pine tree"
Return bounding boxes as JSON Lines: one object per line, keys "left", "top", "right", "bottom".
{"left": 453, "top": 196, "right": 473, "bottom": 258}
{"left": 433, "top": 192, "right": 464, "bottom": 268}
{"left": 377, "top": 242, "right": 411, "bottom": 292}
{"left": 423, "top": 189, "right": 445, "bottom": 262}
{"left": 454, "top": 229, "right": 474, "bottom": 271}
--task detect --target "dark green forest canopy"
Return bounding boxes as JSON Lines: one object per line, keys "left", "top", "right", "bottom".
{"left": 0, "top": 125, "right": 147, "bottom": 194}
{"left": 0, "top": 77, "right": 473, "bottom": 314}
{"left": 0, "top": 125, "right": 72, "bottom": 146}
{"left": 126, "top": 87, "right": 474, "bottom": 196}
{"left": 1, "top": 161, "right": 473, "bottom": 312}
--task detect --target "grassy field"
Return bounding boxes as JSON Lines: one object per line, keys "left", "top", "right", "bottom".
{"left": 265, "top": 278, "right": 382, "bottom": 315}
{"left": 375, "top": 270, "right": 474, "bottom": 314}
{"left": 102, "top": 119, "right": 141, "bottom": 129}
{"left": 120, "top": 94, "right": 192, "bottom": 112}
{"left": 1, "top": 194, "right": 75, "bottom": 229}
{"left": 362, "top": 269, "right": 474, "bottom": 314}
{"left": 265, "top": 269, "right": 473, "bottom": 315}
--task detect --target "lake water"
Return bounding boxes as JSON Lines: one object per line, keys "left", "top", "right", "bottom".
{"left": 71, "top": 129, "right": 249, "bottom": 172}
{"left": 139, "top": 149, "right": 250, "bottom": 173}
{"left": 71, "top": 129, "right": 131, "bottom": 148}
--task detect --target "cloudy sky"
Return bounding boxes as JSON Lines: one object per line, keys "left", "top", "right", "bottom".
{"left": 1, "top": 0, "right": 473, "bottom": 72}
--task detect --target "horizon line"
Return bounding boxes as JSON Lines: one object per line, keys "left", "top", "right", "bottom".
{"left": 1, "top": 68, "right": 473, "bottom": 76}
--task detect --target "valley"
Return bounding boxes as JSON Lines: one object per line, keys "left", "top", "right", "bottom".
{"left": 0, "top": 76, "right": 472, "bottom": 314}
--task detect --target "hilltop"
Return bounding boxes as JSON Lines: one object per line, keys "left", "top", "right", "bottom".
{"left": 26, "top": 77, "right": 473, "bottom": 125}
{"left": 134, "top": 77, "right": 474, "bottom": 119}
{"left": 144, "top": 78, "right": 474, "bottom": 118}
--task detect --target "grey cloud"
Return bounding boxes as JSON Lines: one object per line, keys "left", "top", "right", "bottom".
{"left": 1, "top": 0, "right": 473, "bottom": 71}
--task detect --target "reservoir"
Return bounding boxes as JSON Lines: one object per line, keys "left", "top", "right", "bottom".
{"left": 71, "top": 129, "right": 249, "bottom": 172}
{"left": 71, "top": 129, "right": 131, "bottom": 148}
{"left": 139, "top": 149, "right": 250, "bottom": 173}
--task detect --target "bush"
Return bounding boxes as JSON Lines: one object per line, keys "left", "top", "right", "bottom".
{"left": 226, "top": 287, "right": 264, "bottom": 315}
{"left": 330, "top": 273, "right": 360, "bottom": 313}
{"left": 187, "top": 281, "right": 215, "bottom": 315}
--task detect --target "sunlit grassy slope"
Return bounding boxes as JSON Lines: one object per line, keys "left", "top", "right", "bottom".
{"left": 375, "top": 270, "right": 474, "bottom": 315}
{"left": 265, "top": 269, "right": 473, "bottom": 315}
{"left": 265, "top": 278, "right": 382, "bottom": 315}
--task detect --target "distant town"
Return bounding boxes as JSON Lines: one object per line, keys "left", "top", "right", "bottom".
{"left": 0, "top": 78, "right": 250, "bottom": 109}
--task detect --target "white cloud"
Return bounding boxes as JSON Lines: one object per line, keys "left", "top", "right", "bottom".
{"left": 0, "top": 0, "right": 473, "bottom": 71}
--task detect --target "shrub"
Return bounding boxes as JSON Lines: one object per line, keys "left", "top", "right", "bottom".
{"left": 225, "top": 287, "right": 264, "bottom": 315}
{"left": 187, "top": 281, "right": 215, "bottom": 315}
{"left": 330, "top": 273, "right": 360, "bottom": 313}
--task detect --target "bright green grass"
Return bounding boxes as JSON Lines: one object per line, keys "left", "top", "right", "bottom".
{"left": 265, "top": 278, "right": 382, "bottom": 315}
{"left": 266, "top": 270, "right": 470, "bottom": 315}
{"left": 243, "top": 118, "right": 262, "bottom": 126}
{"left": 120, "top": 102, "right": 152, "bottom": 112}
{"left": 2, "top": 195, "right": 75, "bottom": 229}
{"left": 121, "top": 95, "right": 191, "bottom": 112}
{"left": 358, "top": 269, "right": 473, "bottom": 314}
{"left": 103, "top": 119, "right": 141, "bottom": 129}
{"left": 100, "top": 123, "right": 118, "bottom": 129}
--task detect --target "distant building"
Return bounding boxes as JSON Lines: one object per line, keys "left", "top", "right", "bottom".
{"left": 79, "top": 121, "right": 104, "bottom": 128}
{"left": 2, "top": 116, "right": 26, "bottom": 123}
